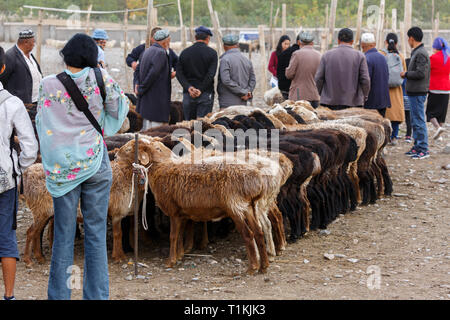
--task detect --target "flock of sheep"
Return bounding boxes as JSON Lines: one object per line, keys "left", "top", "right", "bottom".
{"left": 20, "top": 93, "right": 394, "bottom": 275}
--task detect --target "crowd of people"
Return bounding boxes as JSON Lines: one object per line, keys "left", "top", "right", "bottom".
{"left": 0, "top": 23, "right": 448, "bottom": 300}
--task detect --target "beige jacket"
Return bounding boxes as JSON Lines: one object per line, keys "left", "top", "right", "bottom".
{"left": 285, "top": 45, "right": 322, "bottom": 102}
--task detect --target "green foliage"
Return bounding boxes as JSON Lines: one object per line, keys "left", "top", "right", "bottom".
{"left": 1, "top": 0, "right": 449, "bottom": 29}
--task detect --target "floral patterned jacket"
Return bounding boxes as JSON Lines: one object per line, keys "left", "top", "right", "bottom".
{"left": 36, "top": 67, "right": 129, "bottom": 198}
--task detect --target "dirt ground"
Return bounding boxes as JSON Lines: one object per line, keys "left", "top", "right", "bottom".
{"left": 1, "top": 43, "right": 449, "bottom": 300}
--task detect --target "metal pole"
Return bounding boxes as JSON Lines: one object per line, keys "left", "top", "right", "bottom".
{"left": 134, "top": 134, "right": 139, "bottom": 276}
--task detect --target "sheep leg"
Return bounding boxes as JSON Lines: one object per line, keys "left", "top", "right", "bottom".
{"left": 378, "top": 156, "right": 393, "bottom": 196}
{"left": 372, "top": 161, "right": 384, "bottom": 198}
{"left": 230, "top": 214, "right": 259, "bottom": 275}
{"left": 111, "top": 218, "right": 127, "bottom": 262}
{"left": 25, "top": 217, "right": 51, "bottom": 266}
{"left": 349, "top": 163, "right": 361, "bottom": 204}
{"left": 268, "top": 205, "right": 286, "bottom": 255}
{"left": 246, "top": 212, "right": 270, "bottom": 274}
{"left": 176, "top": 218, "right": 188, "bottom": 261}
{"left": 199, "top": 222, "right": 209, "bottom": 250}
{"left": 255, "top": 201, "right": 276, "bottom": 260}
{"left": 167, "top": 216, "right": 183, "bottom": 268}
{"left": 183, "top": 220, "right": 195, "bottom": 254}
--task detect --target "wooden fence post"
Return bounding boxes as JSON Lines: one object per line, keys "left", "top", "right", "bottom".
{"left": 85, "top": 4, "right": 93, "bottom": 34}
{"left": 404, "top": 0, "right": 412, "bottom": 56}
{"left": 258, "top": 25, "right": 267, "bottom": 98}
{"left": 354, "top": 0, "right": 364, "bottom": 49}
{"left": 281, "top": 4, "right": 286, "bottom": 36}
{"left": 400, "top": 21, "right": 406, "bottom": 58}
{"left": 272, "top": 7, "right": 280, "bottom": 51}
{"left": 269, "top": 1, "right": 273, "bottom": 50}
{"left": 392, "top": 8, "right": 397, "bottom": 33}
{"left": 433, "top": 12, "right": 439, "bottom": 40}
{"left": 322, "top": 4, "right": 329, "bottom": 53}
{"left": 36, "top": 9, "right": 43, "bottom": 65}
{"left": 146, "top": 0, "right": 154, "bottom": 48}
{"left": 328, "top": 0, "right": 337, "bottom": 49}
{"left": 206, "top": 0, "right": 223, "bottom": 56}
{"left": 376, "top": 0, "right": 385, "bottom": 48}
{"left": 177, "top": 0, "right": 186, "bottom": 49}
{"left": 124, "top": 9, "right": 131, "bottom": 92}
{"left": 190, "top": 0, "right": 195, "bottom": 42}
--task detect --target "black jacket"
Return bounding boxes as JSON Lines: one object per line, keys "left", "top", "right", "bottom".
{"left": 0, "top": 45, "right": 42, "bottom": 104}
{"left": 277, "top": 44, "right": 300, "bottom": 93}
{"left": 127, "top": 44, "right": 178, "bottom": 87}
{"left": 137, "top": 43, "right": 171, "bottom": 122}
{"left": 405, "top": 44, "right": 431, "bottom": 96}
{"left": 176, "top": 42, "right": 218, "bottom": 93}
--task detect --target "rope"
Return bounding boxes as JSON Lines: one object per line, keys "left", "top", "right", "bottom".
{"left": 128, "top": 163, "right": 152, "bottom": 231}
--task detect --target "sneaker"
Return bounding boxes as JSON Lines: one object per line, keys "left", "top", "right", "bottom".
{"left": 411, "top": 151, "right": 430, "bottom": 160}
{"left": 433, "top": 127, "right": 445, "bottom": 140}
{"left": 389, "top": 138, "right": 398, "bottom": 146}
{"left": 405, "top": 148, "right": 417, "bottom": 156}
{"left": 3, "top": 296, "right": 16, "bottom": 300}
{"left": 405, "top": 136, "right": 412, "bottom": 143}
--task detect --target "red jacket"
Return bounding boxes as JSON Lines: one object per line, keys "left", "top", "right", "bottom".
{"left": 268, "top": 51, "right": 278, "bottom": 77}
{"left": 429, "top": 50, "right": 450, "bottom": 91}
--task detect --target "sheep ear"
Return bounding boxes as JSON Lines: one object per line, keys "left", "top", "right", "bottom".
{"left": 139, "top": 152, "right": 150, "bottom": 165}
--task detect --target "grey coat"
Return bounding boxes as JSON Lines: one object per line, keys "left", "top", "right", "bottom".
{"left": 405, "top": 44, "right": 431, "bottom": 96}
{"left": 315, "top": 44, "right": 371, "bottom": 107}
{"left": 217, "top": 48, "right": 256, "bottom": 108}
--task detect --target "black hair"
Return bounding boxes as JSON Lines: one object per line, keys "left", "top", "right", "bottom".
{"left": 338, "top": 28, "right": 354, "bottom": 43}
{"left": 195, "top": 33, "right": 210, "bottom": 41}
{"left": 60, "top": 33, "right": 99, "bottom": 68}
{"left": 407, "top": 27, "right": 423, "bottom": 42}
{"left": 276, "top": 35, "right": 291, "bottom": 56}
{"left": 386, "top": 33, "right": 399, "bottom": 54}
{"left": 0, "top": 46, "right": 5, "bottom": 71}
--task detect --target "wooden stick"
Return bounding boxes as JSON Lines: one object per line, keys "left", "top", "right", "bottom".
{"left": 134, "top": 133, "right": 139, "bottom": 276}
{"left": 206, "top": 0, "right": 223, "bottom": 56}
{"left": 376, "top": 0, "right": 385, "bottom": 48}
{"left": 145, "top": 0, "right": 154, "bottom": 49}
{"left": 281, "top": 4, "right": 286, "bottom": 36}
{"left": 269, "top": 1, "right": 274, "bottom": 51}
{"left": 404, "top": 0, "right": 412, "bottom": 56}
{"left": 177, "top": 0, "right": 186, "bottom": 49}
{"left": 433, "top": 12, "right": 440, "bottom": 40}
{"left": 124, "top": 9, "right": 131, "bottom": 93}
{"left": 272, "top": 7, "right": 280, "bottom": 51}
{"left": 36, "top": 9, "right": 43, "bottom": 65}
{"left": 258, "top": 25, "right": 267, "bottom": 98}
{"left": 354, "top": 0, "right": 364, "bottom": 49}
{"left": 85, "top": 4, "right": 93, "bottom": 34}
{"left": 190, "top": 0, "right": 195, "bottom": 42}
{"left": 322, "top": 4, "right": 329, "bottom": 54}
{"left": 399, "top": 21, "right": 406, "bottom": 59}
{"left": 431, "top": 0, "right": 435, "bottom": 28}
{"left": 328, "top": 0, "right": 337, "bottom": 49}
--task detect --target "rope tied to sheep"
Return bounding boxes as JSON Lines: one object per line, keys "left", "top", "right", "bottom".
{"left": 129, "top": 162, "right": 152, "bottom": 231}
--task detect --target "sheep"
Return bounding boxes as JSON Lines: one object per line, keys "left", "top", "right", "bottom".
{"left": 132, "top": 137, "right": 273, "bottom": 274}
{"left": 264, "top": 87, "right": 285, "bottom": 106}
{"left": 22, "top": 140, "right": 150, "bottom": 266}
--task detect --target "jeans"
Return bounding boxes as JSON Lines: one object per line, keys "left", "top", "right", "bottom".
{"left": 409, "top": 95, "right": 429, "bottom": 153}
{"left": 391, "top": 121, "right": 400, "bottom": 139}
{"left": 0, "top": 188, "right": 19, "bottom": 260}
{"left": 183, "top": 92, "right": 214, "bottom": 121}
{"left": 48, "top": 148, "right": 112, "bottom": 300}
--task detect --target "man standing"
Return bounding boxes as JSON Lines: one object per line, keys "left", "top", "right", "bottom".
{"left": 401, "top": 27, "right": 431, "bottom": 160}
{"left": 285, "top": 31, "right": 321, "bottom": 108}
{"left": 277, "top": 34, "right": 300, "bottom": 100}
{"left": 126, "top": 27, "right": 178, "bottom": 95}
{"left": 315, "top": 28, "right": 371, "bottom": 110}
{"left": 176, "top": 26, "right": 218, "bottom": 120}
{"left": 92, "top": 29, "right": 109, "bottom": 69}
{"left": 137, "top": 30, "right": 172, "bottom": 130}
{"left": 360, "top": 33, "right": 391, "bottom": 117}
{"left": 0, "top": 30, "right": 42, "bottom": 106}
{"left": 0, "top": 46, "right": 38, "bottom": 301}
{"left": 217, "top": 34, "right": 256, "bottom": 109}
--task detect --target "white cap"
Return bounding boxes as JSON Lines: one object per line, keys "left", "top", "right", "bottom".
{"left": 361, "top": 33, "right": 376, "bottom": 43}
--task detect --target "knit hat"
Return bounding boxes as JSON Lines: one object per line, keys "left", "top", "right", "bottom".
{"left": 19, "top": 29, "right": 35, "bottom": 39}
{"left": 223, "top": 34, "right": 239, "bottom": 46}
{"left": 154, "top": 29, "right": 170, "bottom": 41}
{"left": 361, "top": 33, "right": 376, "bottom": 44}
{"left": 92, "top": 29, "right": 109, "bottom": 40}
{"left": 299, "top": 31, "right": 314, "bottom": 44}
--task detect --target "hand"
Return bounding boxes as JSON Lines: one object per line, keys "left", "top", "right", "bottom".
{"left": 134, "top": 85, "right": 139, "bottom": 95}
{"left": 171, "top": 71, "right": 176, "bottom": 79}
{"left": 188, "top": 87, "right": 199, "bottom": 98}
{"left": 247, "top": 92, "right": 253, "bottom": 99}
{"left": 131, "top": 61, "right": 138, "bottom": 71}
{"left": 241, "top": 94, "right": 249, "bottom": 101}
{"left": 400, "top": 72, "right": 406, "bottom": 79}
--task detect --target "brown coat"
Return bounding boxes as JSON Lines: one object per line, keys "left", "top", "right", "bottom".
{"left": 285, "top": 45, "right": 322, "bottom": 101}
{"left": 380, "top": 51, "right": 406, "bottom": 122}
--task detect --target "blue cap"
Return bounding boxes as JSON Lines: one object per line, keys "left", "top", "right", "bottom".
{"left": 154, "top": 29, "right": 170, "bottom": 41}
{"left": 195, "top": 26, "right": 213, "bottom": 37}
{"left": 223, "top": 34, "right": 239, "bottom": 46}
{"left": 92, "top": 29, "right": 109, "bottom": 40}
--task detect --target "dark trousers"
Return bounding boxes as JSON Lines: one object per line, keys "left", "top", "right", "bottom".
{"left": 183, "top": 92, "right": 215, "bottom": 121}
{"left": 323, "top": 105, "right": 360, "bottom": 111}
{"left": 405, "top": 110, "right": 412, "bottom": 137}
{"left": 309, "top": 101, "right": 319, "bottom": 109}
{"left": 377, "top": 108, "right": 386, "bottom": 117}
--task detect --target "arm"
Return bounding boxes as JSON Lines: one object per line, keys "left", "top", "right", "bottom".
{"left": 219, "top": 59, "right": 248, "bottom": 97}
{"left": 138, "top": 51, "right": 166, "bottom": 96}
{"left": 101, "top": 70, "right": 130, "bottom": 137}
{"left": 175, "top": 54, "right": 193, "bottom": 91}
{"left": 405, "top": 54, "right": 428, "bottom": 80}
{"left": 285, "top": 53, "right": 298, "bottom": 80}
{"left": 12, "top": 100, "right": 38, "bottom": 171}
{"left": 198, "top": 51, "right": 218, "bottom": 93}
{"left": 0, "top": 53, "right": 15, "bottom": 84}
{"left": 359, "top": 56, "right": 371, "bottom": 100}
{"left": 268, "top": 52, "right": 277, "bottom": 77}
{"left": 314, "top": 57, "right": 326, "bottom": 94}
{"left": 248, "top": 62, "right": 257, "bottom": 93}
{"left": 170, "top": 49, "right": 179, "bottom": 71}
{"left": 126, "top": 44, "right": 144, "bottom": 67}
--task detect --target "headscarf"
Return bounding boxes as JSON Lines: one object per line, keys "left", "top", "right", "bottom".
{"left": 432, "top": 37, "right": 450, "bottom": 64}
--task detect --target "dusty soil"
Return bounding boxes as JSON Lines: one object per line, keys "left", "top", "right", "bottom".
{"left": 1, "top": 43, "right": 449, "bottom": 300}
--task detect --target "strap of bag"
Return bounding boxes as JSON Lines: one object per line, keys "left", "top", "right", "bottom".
{"left": 9, "top": 131, "right": 19, "bottom": 230}
{"left": 56, "top": 71, "right": 103, "bottom": 137}
{"left": 94, "top": 67, "right": 107, "bottom": 104}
